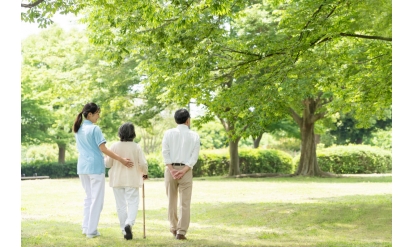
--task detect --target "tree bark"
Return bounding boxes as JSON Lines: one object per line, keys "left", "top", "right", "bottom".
{"left": 228, "top": 138, "right": 240, "bottom": 176}
{"left": 339, "top": 33, "right": 392, "bottom": 42}
{"left": 58, "top": 143, "right": 66, "bottom": 164}
{"left": 355, "top": 137, "right": 363, "bottom": 144}
{"left": 295, "top": 119, "right": 324, "bottom": 176}
{"left": 252, "top": 133, "right": 263, "bottom": 148}
{"left": 290, "top": 98, "right": 333, "bottom": 177}
{"left": 217, "top": 116, "right": 241, "bottom": 176}
{"left": 21, "top": 0, "right": 45, "bottom": 8}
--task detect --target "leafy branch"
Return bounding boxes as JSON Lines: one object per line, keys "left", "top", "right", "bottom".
{"left": 21, "top": 0, "right": 45, "bottom": 8}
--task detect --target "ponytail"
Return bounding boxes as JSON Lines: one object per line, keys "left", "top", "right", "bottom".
{"left": 73, "top": 103, "right": 101, "bottom": 133}
{"left": 73, "top": 112, "right": 83, "bottom": 133}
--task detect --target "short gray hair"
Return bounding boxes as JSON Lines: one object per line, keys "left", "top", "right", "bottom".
{"left": 118, "top": 122, "right": 136, "bottom": 142}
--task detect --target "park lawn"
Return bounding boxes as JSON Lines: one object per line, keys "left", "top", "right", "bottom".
{"left": 21, "top": 176, "right": 392, "bottom": 247}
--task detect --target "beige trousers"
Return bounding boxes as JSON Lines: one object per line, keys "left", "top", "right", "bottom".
{"left": 164, "top": 166, "right": 193, "bottom": 236}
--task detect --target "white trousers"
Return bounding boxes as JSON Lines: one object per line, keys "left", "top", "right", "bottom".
{"left": 112, "top": 187, "right": 140, "bottom": 234}
{"left": 79, "top": 173, "right": 105, "bottom": 235}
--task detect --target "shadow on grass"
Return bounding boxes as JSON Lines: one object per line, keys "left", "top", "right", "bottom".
{"left": 22, "top": 194, "right": 391, "bottom": 247}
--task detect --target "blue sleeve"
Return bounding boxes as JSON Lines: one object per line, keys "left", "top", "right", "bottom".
{"left": 93, "top": 126, "right": 106, "bottom": 147}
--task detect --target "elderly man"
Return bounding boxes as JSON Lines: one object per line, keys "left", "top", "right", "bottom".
{"left": 162, "top": 108, "right": 200, "bottom": 240}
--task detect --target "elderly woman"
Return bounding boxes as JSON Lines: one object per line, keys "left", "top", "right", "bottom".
{"left": 105, "top": 122, "right": 148, "bottom": 240}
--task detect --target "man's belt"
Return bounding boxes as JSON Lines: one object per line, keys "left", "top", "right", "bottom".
{"left": 172, "top": 163, "right": 185, "bottom": 166}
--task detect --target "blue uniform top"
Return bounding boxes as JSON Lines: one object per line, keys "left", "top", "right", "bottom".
{"left": 75, "top": 120, "right": 106, "bottom": 174}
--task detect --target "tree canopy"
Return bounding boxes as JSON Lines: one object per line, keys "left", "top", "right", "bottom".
{"left": 21, "top": 26, "right": 145, "bottom": 163}
{"left": 21, "top": 0, "right": 392, "bottom": 176}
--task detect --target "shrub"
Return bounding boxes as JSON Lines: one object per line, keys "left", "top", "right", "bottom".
{"left": 311, "top": 145, "right": 391, "bottom": 174}
{"left": 21, "top": 156, "right": 166, "bottom": 179}
{"left": 145, "top": 154, "right": 165, "bottom": 178}
{"left": 239, "top": 149, "right": 294, "bottom": 174}
{"left": 194, "top": 149, "right": 230, "bottom": 176}
{"left": 363, "top": 129, "right": 392, "bottom": 151}
{"left": 21, "top": 149, "right": 295, "bottom": 178}
{"left": 21, "top": 161, "right": 78, "bottom": 178}
{"left": 21, "top": 144, "right": 78, "bottom": 164}
{"left": 193, "top": 148, "right": 294, "bottom": 176}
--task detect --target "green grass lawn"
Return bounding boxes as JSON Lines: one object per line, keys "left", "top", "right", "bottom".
{"left": 21, "top": 176, "right": 392, "bottom": 247}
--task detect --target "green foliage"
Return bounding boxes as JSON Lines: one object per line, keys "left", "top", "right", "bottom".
{"left": 316, "top": 145, "right": 392, "bottom": 174}
{"left": 194, "top": 148, "right": 294, "bottom": 176}
{"left": 22, "top": 144, "right": 79, "bottom": 164}
{"left": 320, "top": 131, "right": 336, "bottom": 148}
{"left": 22, "top": 0, "right": 392, "bottom": 176}
{"left": 21, "top": 98, "right": 53, "bottom": 145}
{"left": 135, "top": 112, "right": 176, "bottom": 154}
{"left": 363, "top": 128, "right": 392, "bottom": 150}
{"left": 21, "top": 162, "right": 78, "bottom": 178}
{"left": 239, "top": 149, "right": 294, "bottom": 174}
{"left": 327, "top": 112, "right": 392, "bottom": 145}
{"left": 21, "top": 26, "right": 147, "bottom": 163}
{"left": 194, "top": 149, "right": 231, "bottom": 177}
{"left": 145, "top": 153, "right": 165, "bottom": 178}
{"left": 192, "top": 119, "right": 229, "bottom": 149}
{"left": 21, "top": 0, "right": 83, "bottom": 28}
{"left": 268, "top": 137, "right": 301, "bottom": 154}
{"left": 21, "top": 156, "right": 165, "bottom": 179}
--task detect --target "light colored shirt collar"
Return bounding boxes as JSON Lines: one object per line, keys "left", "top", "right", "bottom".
{"left": 176, "top": 124, "right": 189, "bottom": 130}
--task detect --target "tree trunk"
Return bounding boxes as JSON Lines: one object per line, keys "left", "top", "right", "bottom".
{"left": 314, "top": 134, "right": 320, "bottom": 145}
{"left": 58, "top": 143, "right": 66, "bottom": 164}
{"left": 228, "top": 138, "right": 240, "bottom": 176}
{"left": 217, "top": 115, "right": 242, "bottom": 176}
{"left": 252, "top": 133, "right": 263, "bottom": 148}
{"left": 290, "top": 97, "right": 333, "bottom": 177}
{"left": 355, "top": 137, "right": 363, "bottom": 144}
{"left": 295, "top": 120, "right": 324, "bottom": 176}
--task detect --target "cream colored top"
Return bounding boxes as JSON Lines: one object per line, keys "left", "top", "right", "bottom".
{"left": 105, "top": 142, "right": 148, "bottom": 188}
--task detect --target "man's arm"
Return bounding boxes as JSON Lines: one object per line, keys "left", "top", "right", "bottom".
{"left": 176, "top": 134, "right": 200, "bottom": 179}
{"left": 162, "top": 132, "right": 179, "bottom": 179}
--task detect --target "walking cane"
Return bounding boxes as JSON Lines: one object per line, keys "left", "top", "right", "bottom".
{"left": 142, "top": 175, "right": 147, "bottom": 239}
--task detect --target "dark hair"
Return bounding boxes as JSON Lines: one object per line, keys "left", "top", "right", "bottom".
{"left": 73, "top": 103, "right": 100, "bottom": 133}
{"left": 118, "top": 122, "right": 136, "bottom": 142}
{"left": 174, "top": 108, "right": 191, "bottom": 124}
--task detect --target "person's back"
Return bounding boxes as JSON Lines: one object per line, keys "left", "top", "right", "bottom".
{"left": 106, "top": 141, "right": 147, "bottom": 188}
{"left": 162, "top": 125, "right": 200, "bottom": 165}
{"left": 105, "top": 122, "right": 148, "bottom": 240}
{"left": 76, "top": 121, "right": 105, "bottom": 174}
{"left": 162, "top": 108, "right": 200, "bottom": 240}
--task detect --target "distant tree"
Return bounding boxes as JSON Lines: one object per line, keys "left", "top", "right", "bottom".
{"left": 21, "top": 98, "right": 53, "bottom": 145}
{"left": 249, "top": 118, "right": 301, "bottom": 149}
{"left": 192, "top": 119, "right": 228, "bottom": 150}
{"left": 328, "top": 111, "right": 392, "bottom": 145}
{"left": 21, "top": 26, "right": 143, "bottom": 163}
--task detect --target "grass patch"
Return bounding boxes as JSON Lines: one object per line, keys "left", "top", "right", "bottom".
{"left": 21, "top": 176, "right": 392, "bottom": 246}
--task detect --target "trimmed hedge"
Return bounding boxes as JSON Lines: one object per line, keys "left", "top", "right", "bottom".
{"left": 193, "top": 148, "right": 294, "bottom": 176}
{"left": 318, "top": 145, "right": 392, "bottom": 174}
{"left": 292, "top": 145, "right": 392, "bottom": 174}
{"left": 21, "top": 148, "right": 294, "bottom": 178}
{"left": 21, "top": 162, "right": 78, "bottom": 178}
{"left": 21, "top": 158, "right": 165, "bottom": 179}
